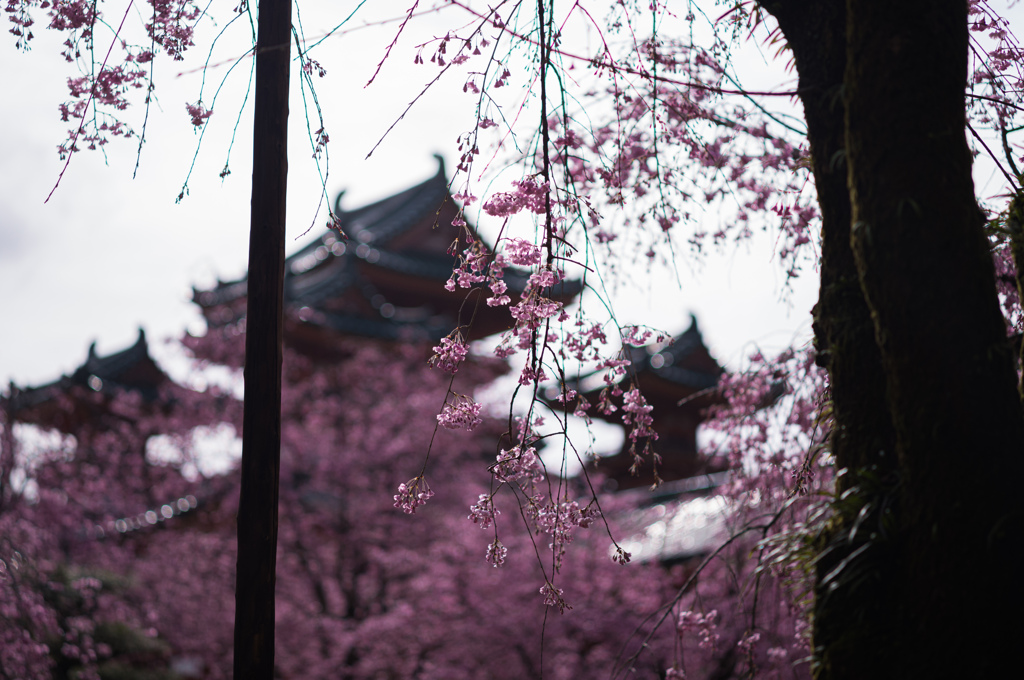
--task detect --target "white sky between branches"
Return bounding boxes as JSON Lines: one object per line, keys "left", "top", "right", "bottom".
{"left": 0, "top": 1, "right": 827, "bottom": 391}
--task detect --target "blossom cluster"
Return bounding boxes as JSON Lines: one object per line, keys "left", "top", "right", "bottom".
{"left": 968, "top": 0, "right": 1024, "bottom": 132}
{"left": 503, "top": 237, "right": 544, "bottom": 266}
{"left": 468, "top": 493, "right": 499, "bottom": 529}
{"left": 691, "top": 345, "right": 831, "bottom": 668}
{"left": 539, "top": 582, "right": 571, "bottom": 613}
{"left": 481, "top": 179, "right": 550, "bottom": 218}
{"left": 620, "top": 387, "right": 656, "bottom": 440}
{"left": 527, "top": 497, "right": 601, "bottom": 568}
{"left": 143, "top": 0, "right": 200, "bottom": 60}
{"left": 5, "top": 0, "right": 214, "bottom": 159}
{"left": 485, "top": 538, "right": 507, "bottom": 567}
{"left": 444, "top": 240, "right": 492, "bottom": 292}
{"left": 492, "top": 445, "right": 542, "bottom": 484}
{"left": 702, "top": 347, "right": 829, "bottom": 501}
{"left": 428, "top": 331, "right": 469, "bottom": 373}
{"left": 443, "top": 235, "right": 569, "bottom": 385}
{"left": 437, "top": 393, "right": 483, "bottom": 431}
{"left": 677, "top": 609, "right": 721, "bottom": 649}
{"left": 185, "top": 101, "right": 212, "bottom": 127}
{"left": 393, "top": 477, "right": 434, "bottom": 514}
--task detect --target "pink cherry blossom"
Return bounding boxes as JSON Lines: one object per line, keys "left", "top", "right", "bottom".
{"left": 437, "top": 393, "right": 483, "bottom": 431}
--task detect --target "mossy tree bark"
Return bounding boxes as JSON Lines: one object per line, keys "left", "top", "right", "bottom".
{"left": 757, "top": 1, "right": 1024, "bottom": 676}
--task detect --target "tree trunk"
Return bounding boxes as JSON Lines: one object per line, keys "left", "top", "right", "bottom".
{"left": 844, "top": 1, "right": 1024, "bottom": 675}
{"left": 233, "top": 0, "right": 291, "bottom": 678}
{"left": 758, "top": 1, "right": 899, "bottom": 673}
{"left": 758, "top": 1, "right": 1024, "bottom": 676}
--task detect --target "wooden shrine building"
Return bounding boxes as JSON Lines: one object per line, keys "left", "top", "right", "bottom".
{"left": 581, "top": 315, "right": 724, "bottom": 490}
{"left": 4, "top": 328, "right": 175, "bottom": 435}
{"left": 192, "top": 156, "right": 578, "bottom": 363}
{"left": 7, "top": 158, "right": 721, "bottom": 495}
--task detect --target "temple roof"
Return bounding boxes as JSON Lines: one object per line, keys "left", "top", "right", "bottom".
{"left": 193, "top": 158, "right": 457, "bottom": 309}
{"left": 330, "top": 154, "right": 454, "bottom": 247}
{"left": 619, "top": 315, "right": 721, "bottom": 394}
{"left": 578, "top": 315, "right": 722, "bottom": 405}
{"left": 4, "top": 329, "right": 172, "bottom": 431}
{"left": 193, "top": 156, "right": 581, "bottom": 345}
{"left": 7, "top": 328, "right": 167, "bottom": 409}
{"left": 580, "top": 315, "right": 724, "bottom": 489}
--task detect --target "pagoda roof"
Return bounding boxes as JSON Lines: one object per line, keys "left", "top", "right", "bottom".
{"left": 330, "top": 153, "right": 454, "bottom": 247}
{"left": 619, "top": 315, "right": 721, "bottom": 393}
{"left": 193, "top": 156, "right": 582, "bottom": 344}
{"left": 577, "top": 315, "right": 722, "bottom": 402}
{"left": 5, "top": 329, "right": 172, "bottom": 430}
{"left": 577, "top": 315, "right": 724, "bottom": 489}
{"left": 193, "top": 158, "right": 456, "bottom": 308}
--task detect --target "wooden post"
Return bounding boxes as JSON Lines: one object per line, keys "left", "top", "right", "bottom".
{"left": 233, "top": 0, "right": 291, "bottom": 677}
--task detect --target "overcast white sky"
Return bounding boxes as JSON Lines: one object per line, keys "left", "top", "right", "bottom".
{"left": 0, "top": 2, "right": 821, "bottom": 390}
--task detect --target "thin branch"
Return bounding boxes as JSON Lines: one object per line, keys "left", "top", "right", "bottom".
{"left": 46, "top": 0, "right": 136, "bottom": 203}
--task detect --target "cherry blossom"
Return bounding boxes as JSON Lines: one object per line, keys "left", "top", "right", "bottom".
{"left": 428, "top": 331, "right": 470, "bottom": 374}
{"left": 437, "top": 393, "right": 483, "bottom": 431}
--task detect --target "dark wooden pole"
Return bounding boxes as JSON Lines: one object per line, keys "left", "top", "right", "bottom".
{"left": 233, "top": 0, "right": 291, "bottom": 677}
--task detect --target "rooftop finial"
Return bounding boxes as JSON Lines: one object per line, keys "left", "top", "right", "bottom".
{"left": 433, "top": 153, "right": 446, "bottom": 178}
